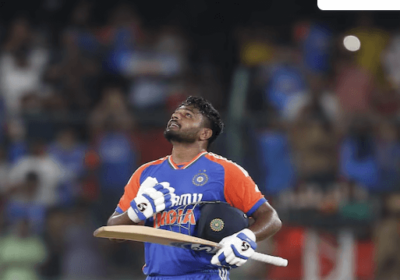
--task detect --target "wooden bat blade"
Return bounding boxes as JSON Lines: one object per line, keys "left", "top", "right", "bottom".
{"left": 94, "top": 225, "right": 288, "bottom": 267}
{"left": 94, "top": 225, "right": 219, "bottom": 249}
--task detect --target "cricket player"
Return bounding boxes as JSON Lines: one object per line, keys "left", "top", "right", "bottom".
{"left": 107, "top": 96, "right": 282, "bottom": 279}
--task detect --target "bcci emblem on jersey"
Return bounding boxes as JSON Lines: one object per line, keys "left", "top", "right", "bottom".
{"left": 192, "top": 172, "right": 208, "bottom": 186}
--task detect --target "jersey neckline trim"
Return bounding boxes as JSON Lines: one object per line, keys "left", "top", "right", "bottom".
{"left": 167, "top": 151, "right": 208, "bottom": 170}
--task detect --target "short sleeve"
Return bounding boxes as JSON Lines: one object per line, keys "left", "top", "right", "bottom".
{"left": 115, "top": 164, "right": 147, "bottom": 214}
{"left": 223, "top": 162, "right": 266, "bottom": 216}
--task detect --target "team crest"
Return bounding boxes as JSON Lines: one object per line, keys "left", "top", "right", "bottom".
{"left": 210, "top": 218, "right": 224, "bottom": 232}
{"left": 192, "top": 173, "right": 208, "bottom": 186}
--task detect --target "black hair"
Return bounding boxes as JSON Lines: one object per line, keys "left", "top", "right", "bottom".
{"left": 179, "top": 96, "right": 224, "bottom": 146}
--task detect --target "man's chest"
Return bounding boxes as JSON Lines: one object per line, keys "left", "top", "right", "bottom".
{"left": 144, "top": 165, "right": 225, "bottom": 204}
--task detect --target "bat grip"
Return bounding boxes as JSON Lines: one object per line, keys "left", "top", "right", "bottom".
{"left": 250, "top": 252, "right": 288, "bottom": 267}
{"left": 215, "top": 244, "right": 288, "bottom": 267}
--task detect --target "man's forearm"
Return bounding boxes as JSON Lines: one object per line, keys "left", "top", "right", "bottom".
{"left": 248, "top": 202, "right": 282, "bottom": 241}
{"left": 107, "top": 211, "right": 137, "bottom": 226}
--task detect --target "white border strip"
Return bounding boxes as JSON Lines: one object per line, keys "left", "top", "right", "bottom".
{"left": 318, "top": 0, "right": 400, "bottom": 10}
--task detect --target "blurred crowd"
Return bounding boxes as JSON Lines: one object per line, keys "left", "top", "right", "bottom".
{"left": 0, "top": 1, "right": 207, "bottom": 279}
{"left": 239, "top": 13, "right": 400, "bottom": 280}
{"left": 0, "top": 1, "right": 400, "bottom": 279}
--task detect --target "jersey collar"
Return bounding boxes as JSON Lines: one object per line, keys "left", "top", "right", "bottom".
{"left": 167, "top": 151, "right": 208, "bottom": 170}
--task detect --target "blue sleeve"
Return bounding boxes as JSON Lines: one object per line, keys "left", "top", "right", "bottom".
{"left": 115, "top": 206, "right": 124, "bottom": 214}
{"left": 246, "top": 197, "right": 267, "bottom": 216}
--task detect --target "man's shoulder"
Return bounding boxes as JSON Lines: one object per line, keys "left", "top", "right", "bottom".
{"left": 205, "top": 153, "right": 249, "bottom": 176}
{"left": 139, "top": 156, "right": 168, "bottom": 171}
{"left": 205, "top": 152, "right": 229, "bottom": 162}
{"left": 127, "top": 157, "right": 168, "bottom": 184}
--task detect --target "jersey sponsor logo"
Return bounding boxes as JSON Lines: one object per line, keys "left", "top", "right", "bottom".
{"left": 171, "top": 193, "right": 203, "bottom": 207}
{"left": 192, "top": 172, "right": 208, "bottom": 186}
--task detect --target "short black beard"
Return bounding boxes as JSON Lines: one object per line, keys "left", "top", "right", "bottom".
{"left": 164, "top": 129, "right": 197, "bottom": 144}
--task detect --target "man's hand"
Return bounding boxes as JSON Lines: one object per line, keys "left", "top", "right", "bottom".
{"left": 211, "top": 229, "right": 257, "bottom": 268}
{"left": 127, "top": 177, "right": 176, "bottom": 223}
{"left": 136, "top": 176, "right": 159, "bottom": 196}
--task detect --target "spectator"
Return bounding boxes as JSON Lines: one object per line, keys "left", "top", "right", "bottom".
{"left": 284, "top": 73, "right": 341, "bottom": 124}
{"left": 8, "top": 140, "right": 65, "bottom": 207}
{"left": 4, "top": 172, "right": 46, "bottom": 233}
{"left": 293, "top": 20, "right": 333, "bottom": 73}
{"left": 339, "top": 118, "right": 380, "bottom": 191}
{"left": 89, "top": 85, "right": 134, "bottom": 136}
{"left": 334, "top": 52, "right": 375, "bottom": 118}
{"left": 263, "top": 47, "right": 306, "bottom": 115}
{"left": 288, "top": 86, "right": 338, "bottom": 185}
{"left": 93, "top": 115, "right": 137, "bottom": 223}
{"left": 258, "top": 117, "right": 296, "bottom": 195}
{"left": 59, "top": 30, "right": 100, "bottom": 112}
{"left": 376, "top": 119, "right": 400, "bottom": 192}
{"left": 61, "top": 204, "right": 106, "bottom": 279}
{"left": 48, "top": 128, "right": 86, "bottom": 179}
{"left": 129, "top": 76, "right": 169, "bottom": 109}
{"left": 100, "top": 2, "right": 144, "bottom": 74}
{"left": 0, "top": 18, "right": 48, "bottom": 116}
{"left": 40, "top": 208, "right": 68, "bottom": 279}
{"left": 99, "top": 2, "right": 143, "bottom": 53}
{"left": 47, "top": 128, "right": 87, "bottom": 205}
{"left": 0, "top": 219, "right": 47, "bottom": 280}
{"left": 90, "top": 89, "right": 137, "bottom": 221}
{"left": 67, "top": 1, "right": 100, "bottom": 54}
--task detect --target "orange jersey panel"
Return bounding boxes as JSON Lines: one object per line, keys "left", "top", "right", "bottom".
{"left": 205, "top": 153, "right": 265, "bottom": 215}
{"left": 117, "top": 157, "right": 167, "bottom": 212}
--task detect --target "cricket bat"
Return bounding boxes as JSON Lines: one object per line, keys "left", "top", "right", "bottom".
{"left": 94, "top": 225, "right": 288, "bottom": 267}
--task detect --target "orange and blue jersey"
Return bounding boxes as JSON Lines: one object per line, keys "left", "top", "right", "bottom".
{"left": 115, "top": 152, "right": 266, "bottom": 277}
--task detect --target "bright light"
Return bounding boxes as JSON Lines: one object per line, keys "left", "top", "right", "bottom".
{"left": 343, "top": 35, "right": 361, "bottom": 52}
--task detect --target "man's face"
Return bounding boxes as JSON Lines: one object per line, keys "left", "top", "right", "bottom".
{"left": 164, "top": 105, "right": 207, "bottom": 144}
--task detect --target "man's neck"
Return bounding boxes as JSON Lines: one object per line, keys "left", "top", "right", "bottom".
{"left": 170, "top": 143, "right": 207, "bottom": 164}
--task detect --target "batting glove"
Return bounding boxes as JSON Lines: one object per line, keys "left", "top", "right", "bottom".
{"left": 127, "top": 178, "right": 176, "bottom": 223}
{"left": 136, "top": 177, "right": 159, "bottom": 196}
{"left": 211, "top": 228, "right": 257, "bottom": 268}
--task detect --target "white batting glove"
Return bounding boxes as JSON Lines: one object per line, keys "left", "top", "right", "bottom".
{"left": 127, "top": 179, "right": 176, "bottom": 223}
{"left": 137, "top": 177, "right": 159, "bottom": 196}
{"left": 136, "top": 177, "right": 175, "bottom": 199}
{"left": 211, "top": 229, "right": 257, "bottom": 268}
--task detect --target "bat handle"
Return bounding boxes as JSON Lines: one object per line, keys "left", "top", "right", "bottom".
{"left": 250, "top": 252, "right": 288, "bottom": 267}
